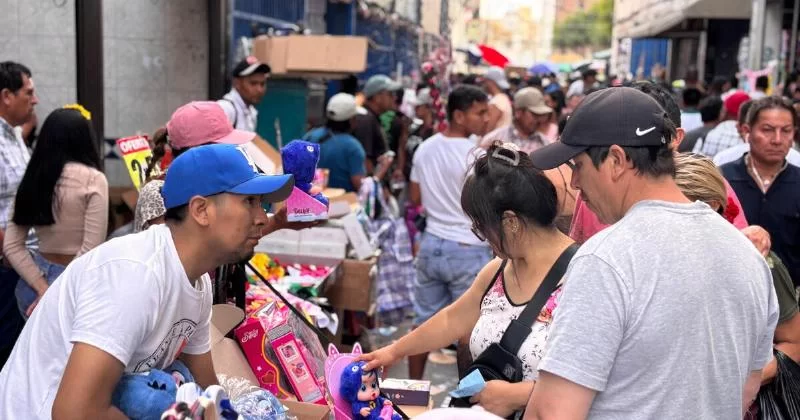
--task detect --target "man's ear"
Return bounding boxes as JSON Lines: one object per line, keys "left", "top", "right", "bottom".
{"left": 607, "top": 145, "right": 629, "bottom": 180}
{"left": 187, "top": 196, "right": 213, "bottom": 227}
{"left": 671, "top": 128, "right": 685, "bottom": 150}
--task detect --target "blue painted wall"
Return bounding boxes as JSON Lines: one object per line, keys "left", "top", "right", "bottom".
{"left": 630, "top": 38, "right": 670, "bottom": 78}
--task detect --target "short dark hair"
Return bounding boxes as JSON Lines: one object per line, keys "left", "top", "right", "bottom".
{"left": 461, "top": 142, "right": 558, "bottom": 254}
{"left": 738, "top": 101, "right": 754, "bottom": 126}
{"left": 446, "top": 85, "right": 488, "bottom": 122}
{"left": 325, "top": 119, "right": 351, "bottom": 133}
{"left": 699, "top": 96, "right": 723, "bottom": 123}
{"left": 631, "top": 81, "right": 681, "bottom": 128}
{"left": 0, "top": 61, "right": 32, "bottom": 94}
{"left": 583, "top": 69, "right": 598, "bottom": 80}
{"left": 586, "top": 143, "right": 676, "bottom": 179}
{"left": 746, "top": 96, "right": 798, "bottom": 128}
{"left": 682, "top": 88, "right": 703, "bottom": 108}
{"left": 165, "top": 204, "right": 188, "bottom": 222}
{"left": 755, "top": 75, "right": 769, "bottom": 90}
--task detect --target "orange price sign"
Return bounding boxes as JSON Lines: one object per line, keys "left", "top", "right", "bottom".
{"left": 116, "top": 135, "right": 153, "bottom": 190}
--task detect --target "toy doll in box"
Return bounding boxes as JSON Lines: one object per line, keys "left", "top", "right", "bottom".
{"left": 325, "top": 344, "right": 401, "bottom": 420}
{"left": 281, "top": 140, "right": 329, "bottom": 222}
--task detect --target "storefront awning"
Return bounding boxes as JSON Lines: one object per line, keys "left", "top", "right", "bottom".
{"left": 615, "top": 0, "right": 752, "bottom": 38}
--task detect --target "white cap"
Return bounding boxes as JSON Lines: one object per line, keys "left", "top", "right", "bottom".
{"left": 415, "top": 88, "right": 433, "bottom": 106}
{"left": 485, "top": 66, "right": 510, "bottom": 90}
{"left": 326, "top": 93, "right": 358, "bottom": 122}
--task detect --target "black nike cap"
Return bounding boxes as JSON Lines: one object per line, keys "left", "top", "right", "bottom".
{"left": 530, "top": 87, "right": 669, "bottom": 170}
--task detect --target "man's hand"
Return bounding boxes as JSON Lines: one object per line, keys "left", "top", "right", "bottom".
{"left": 741, "top": 225, "right": 771, "bottom": 257}
{"left": 262, "top": 206, "right": 322, "bottom": 236}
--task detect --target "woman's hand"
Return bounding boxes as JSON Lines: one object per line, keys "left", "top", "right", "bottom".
{"left": 358, "top": 344, "right": 402, "bottom": 372}
{"left": 26, "top": 283, "right": 48, "bottom": 317}
{"left": 359, "top": 407, "right": 371, "bottom": 417}
{"left": 470, "top": 380, "right": 524, "bottom": 418}
{"left": 740, "top": 225, "right": 771, "bottom": 257}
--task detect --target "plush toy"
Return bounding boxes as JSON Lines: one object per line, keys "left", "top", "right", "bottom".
{"left": 112, "top": 360, "right": 195, "bottom": 420}
{"left": 281, "top": 140, "right": 329, "bottom": 207}
{"left": 340, "top": 361, "right": 401, "bottom": 420}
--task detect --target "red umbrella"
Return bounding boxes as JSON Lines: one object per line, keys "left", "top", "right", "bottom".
{"left": 477, "top": 44, "right": 509, "bottom": 68}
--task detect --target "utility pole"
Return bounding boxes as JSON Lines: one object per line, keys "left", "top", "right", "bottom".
{"left": 748, "top": 0, "right": 767, "bottom": 70}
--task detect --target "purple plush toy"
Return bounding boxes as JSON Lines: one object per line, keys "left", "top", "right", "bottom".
{"left": 340, "top": 361, "right": 401, "bottom": 420}
{"left": 281, "top": 140, "right": 329, "bottom": 207}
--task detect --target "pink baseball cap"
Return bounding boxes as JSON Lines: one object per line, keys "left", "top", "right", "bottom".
{"left": 166, "top": 101, "right": 254, "bottom": 149}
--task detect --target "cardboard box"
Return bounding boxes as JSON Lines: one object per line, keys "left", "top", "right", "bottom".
{"left": 282, "top": 400, "right": 330, "bottom": 420}
{"left": 325, "top": 257, "right": 378, "bottom": 312}
{"left": 381, "top": 379, "right": 431, "bottom": 406}
{"left": 339, "top": 213, "right": 375, "bottom": 260}
{"left": 210, "top": 305, "right": 332, "bottom": 420}
{"left": 209, "top": 304, "right": 259, "bottom": 386}
{"left": 253, "top": 35, "right": 368, "bottom": 76}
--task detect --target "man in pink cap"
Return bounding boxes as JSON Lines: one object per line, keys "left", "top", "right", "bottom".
{"left": 147, "top": 101, "right": 311, "bottom": 236}
{"left": 166, "top": 101, "right": 255, "bottom": 149}
{"left": 697, "top": 91, "right": 750, "bottom": 157}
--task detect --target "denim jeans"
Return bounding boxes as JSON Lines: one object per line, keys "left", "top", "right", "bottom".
{"left": 15, "top": 252, "right": 66, "bottom": 318}
{"left": 413, "top": 232, "right": 492, "bottom": 325}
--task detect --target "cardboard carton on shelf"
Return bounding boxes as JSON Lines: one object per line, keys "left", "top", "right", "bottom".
{"left": 325, "top": 255, "right": 379, "bottom": 313}
{"left": 209, "top": 304, "right": 331, "bottom": 420}
{"left": 253, "top": 35, "right": 368, "bottom": 77}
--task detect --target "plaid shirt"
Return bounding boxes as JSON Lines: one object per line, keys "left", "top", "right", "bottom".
{"left": 480, "top": 124, "right": 551, "bottom": 154}
{"left": 0, "top": 117, "right": 30, "bottom": 230}
{"left": 698, "top": 120, "right": 743, "bottom": 158}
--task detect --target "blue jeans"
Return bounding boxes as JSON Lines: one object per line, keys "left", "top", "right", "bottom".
{"left": 15, "top": 252, "right": 66, "bottom": 318}
{"left": 413, "top": 233, "right": 492, "bottom": 325}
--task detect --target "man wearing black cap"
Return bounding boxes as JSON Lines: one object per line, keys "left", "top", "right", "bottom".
{"left": 218, "top": 56, "right": 271, "bottom": 132}
{"left": 523, "top": 88, "right": 777, "bottom": 419}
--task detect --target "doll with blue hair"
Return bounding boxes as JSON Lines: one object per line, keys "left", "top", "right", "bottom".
{"left": 340, "top": 361, "right": 401, "bottom": 420}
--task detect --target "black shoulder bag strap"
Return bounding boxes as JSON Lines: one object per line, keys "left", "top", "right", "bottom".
{"left": 220, "top": 98, "right": 238, "bottom": 128}
{"left": 498, "top": 243, "right": 579, "bottom": 355}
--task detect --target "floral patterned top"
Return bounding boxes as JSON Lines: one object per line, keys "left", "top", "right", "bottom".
{"left": 469, "top": 264, "right": 563, "bottom": 381}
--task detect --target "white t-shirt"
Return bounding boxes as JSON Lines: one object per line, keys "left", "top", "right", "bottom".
{"left": 489, "top": 94, "right": 513, "bottom": 129}
{"left": 410, "top": 133, "right": 486, "bottom": 246}
{"left": 0, "top": 225, "right": 213, "bottom": 419}
{"left": 218, "top": 89, "right": 258, "bottom": 132}
{"left": 680, "top": 111, "right": 703, "bottom": 133}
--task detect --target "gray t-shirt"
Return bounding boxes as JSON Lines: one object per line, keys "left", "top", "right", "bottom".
{"left": 538, "top": 200, "right": 778, "bottom": 419}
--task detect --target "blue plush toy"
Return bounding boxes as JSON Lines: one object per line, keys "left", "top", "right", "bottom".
{"left": 112, "top": 360, "right": 194, "bottom": 420}
{"left": 281, "top": 140, "right": 329, "bottom": 207}
{"left": 340, "top": 361, "right": 400, "bottom": 420}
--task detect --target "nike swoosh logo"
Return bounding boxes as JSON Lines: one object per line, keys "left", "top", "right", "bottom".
{"left": 636, "top": 127, "right": 656, "bottom": 136}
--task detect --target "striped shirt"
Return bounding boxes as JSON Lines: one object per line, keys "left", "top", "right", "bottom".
{"left": 0, "top": 117, "right": 30, "bottom": 230}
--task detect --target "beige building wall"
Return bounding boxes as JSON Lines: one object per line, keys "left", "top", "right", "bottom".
{"left": 421, "top": 0, "right": 442, "bottom": 34}
{"left": 0, "top": 0, "right": 78, "bottom": 127}
{"left": 102, "top": 0, "right": 208, "bottom": 186}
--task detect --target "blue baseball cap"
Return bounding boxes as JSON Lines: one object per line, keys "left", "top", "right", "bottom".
{"left": 162, "top": 144, "right": 294, "bottom": 209}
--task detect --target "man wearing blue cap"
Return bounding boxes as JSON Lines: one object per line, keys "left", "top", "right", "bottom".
{"left": 0, "top": 144, "right": 293, "bottom": 419}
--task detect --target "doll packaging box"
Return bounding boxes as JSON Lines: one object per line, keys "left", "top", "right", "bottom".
{"left": 281, "top": 140, "right": 330, "bottom": 222}
{"left": 234, "top": 300, "right": 329, "bottom": 405}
